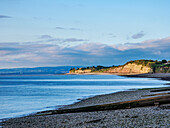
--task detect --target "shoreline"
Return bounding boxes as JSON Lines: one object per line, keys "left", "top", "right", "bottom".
{"left": 67, "top": 72, "right": 170, "bottom": 83}
{"left": 2, "top": 87, "right": 170, "bottom": 127}
{"left": 121, "top": 73, "right": 170, "bottom": 81}
{"left": 66, "top": 72, "right": 141, "bottom": 75}
{"left": 1, "top": 73, "right": 170, "bottom": 127}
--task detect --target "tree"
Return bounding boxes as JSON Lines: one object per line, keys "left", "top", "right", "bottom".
{"left": 96, "top": 65, "right": 104, "bottom": 70}
{"left": 161, "top": 59, "right": 167, "bottom": 63}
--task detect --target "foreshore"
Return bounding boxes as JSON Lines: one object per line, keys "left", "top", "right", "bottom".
{"left": 1, "top": 73, "right": 170, "bottom": 128}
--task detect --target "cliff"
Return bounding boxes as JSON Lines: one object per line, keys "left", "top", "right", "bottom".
{"left": 69, "top": 60, "right": 170, "bottom": 74}
{"left": 106, "top": 63, "right": 152, "bottom": 74}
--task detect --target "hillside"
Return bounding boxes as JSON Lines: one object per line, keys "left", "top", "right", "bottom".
{"left": 0, "top": 66, "right": 74, "bottom": 75}
{"left": 69, "top": 60, "right": 170, "bottom": 74}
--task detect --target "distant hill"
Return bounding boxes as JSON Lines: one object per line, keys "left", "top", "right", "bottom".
{"left": 0, "top": 66, "right": 81, "bottom": 75}
{"left": 69, "top": 59, "right": 170, "bottom": 74}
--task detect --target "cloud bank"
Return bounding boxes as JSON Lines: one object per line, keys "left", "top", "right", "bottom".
{"left": 22, "top": 36, "right": 87, "bottom": 46}
{"left": 0, "top": 37, "right": 169, "bottom": 68}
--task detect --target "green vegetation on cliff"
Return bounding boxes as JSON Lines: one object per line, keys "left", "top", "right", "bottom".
{"left": 125, "top": 59, "right": 155, "bottom": 66}
{"left": 70, "top": 59, "right": 170, "bottom": 74}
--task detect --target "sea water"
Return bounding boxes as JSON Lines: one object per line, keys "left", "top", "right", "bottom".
{"left": 0, "top": 74, "right": 167, "bottom": 120}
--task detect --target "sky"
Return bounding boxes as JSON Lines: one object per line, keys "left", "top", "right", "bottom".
{"left": 0, "top": 0, "right": 170, "bottom": 69}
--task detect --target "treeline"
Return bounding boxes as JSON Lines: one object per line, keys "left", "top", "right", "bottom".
{"left": 70, "top": 65, "right": 111, "bottom": 72}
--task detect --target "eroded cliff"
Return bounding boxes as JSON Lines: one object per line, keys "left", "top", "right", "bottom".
{"left": 106, "top": 63, "right": 152, "bottom": 74}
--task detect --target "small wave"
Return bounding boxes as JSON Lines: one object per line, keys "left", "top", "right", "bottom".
{"left": 0, "top": 78, "right": 155, "bottom": 82}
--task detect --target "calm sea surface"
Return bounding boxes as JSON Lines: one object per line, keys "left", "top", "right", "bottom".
{"left": 0, "top": 74, "right": 167, "bottom": 120}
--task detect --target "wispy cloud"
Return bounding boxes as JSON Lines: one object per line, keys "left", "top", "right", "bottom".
{"left": 62, "top": 38, "right": 87, "bottom": 42}
{"left": 11, "top": 36, "right": 88, "bottom": 45}
{"left": 55, "top": 26, "right": 82, "bottom": 31}
{"left": 38, "top": 34, "right": 87, "bottom": 44}
{"left": 55, "top": 27, "right": 65, "bottom": 30}
{"left": 108, "top": 33, "right": 116, "bottom": 38}
{"left": 40, "top": 35, "right": 52, "bottom": 39}
{"left": 0, "top": 15, "right": 12, "bottom": 18}
{"left": 131, "top": 31, "right": 145, "bottom": 39}
{"left": 46, "top": 38, "right": 87, "bottom": 44}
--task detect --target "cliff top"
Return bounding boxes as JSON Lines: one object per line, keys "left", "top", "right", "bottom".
{"left": 70, "top": 59, "right": 170, "bottom": 74}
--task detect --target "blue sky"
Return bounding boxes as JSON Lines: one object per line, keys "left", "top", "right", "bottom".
{"left": 0, "top": 0, "right": 170, "bottom": 68}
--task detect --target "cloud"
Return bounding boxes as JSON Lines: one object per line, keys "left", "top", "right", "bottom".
{"left": 38, "top": 34, "right": 87, "bottom": 44}
{"left": 108, "top": 33, "right": 116, "bottom": 38}
{"left": 0, "top": 15, "right": 12, "bottom": 18}
{"left": 0, "top": 36, "right": 169, "bottom": 68}
{"left": 55, "top": 27, "right": 65, "bottom": 30}
{"left": 131, "top": 31, "right": 145, "bottom": 39}
{"left": 46, "top": 38, "right": 87, "bottom": 44}
{"left": 62, "top": 38, "right": 87, "bottom": 42}
{"left": 55, "top": 26, "right": 82, "bottom": 31}
{"left": 40, "top": 35, "right": 52, "bottom": 39}
{"left": 113, "top": 36, "right": 170, "bottom": 51}
{"left": 69, "top": 28, "right": 81, "bottom": 31}
{"left": 9, "top": 37, "right": 87, "bottom": 46}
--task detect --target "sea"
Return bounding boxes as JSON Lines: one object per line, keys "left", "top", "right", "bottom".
{"left": 0, "top": 74, "right": 167, "bottom": 120}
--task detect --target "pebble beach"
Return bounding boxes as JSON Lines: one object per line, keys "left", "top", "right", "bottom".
{"left": 1, "top": 73, "right": 170, "bottom": 128}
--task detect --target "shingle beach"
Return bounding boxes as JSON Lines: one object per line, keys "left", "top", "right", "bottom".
{"left": 1, "top": 73, "right": 170, "bottom": 128}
